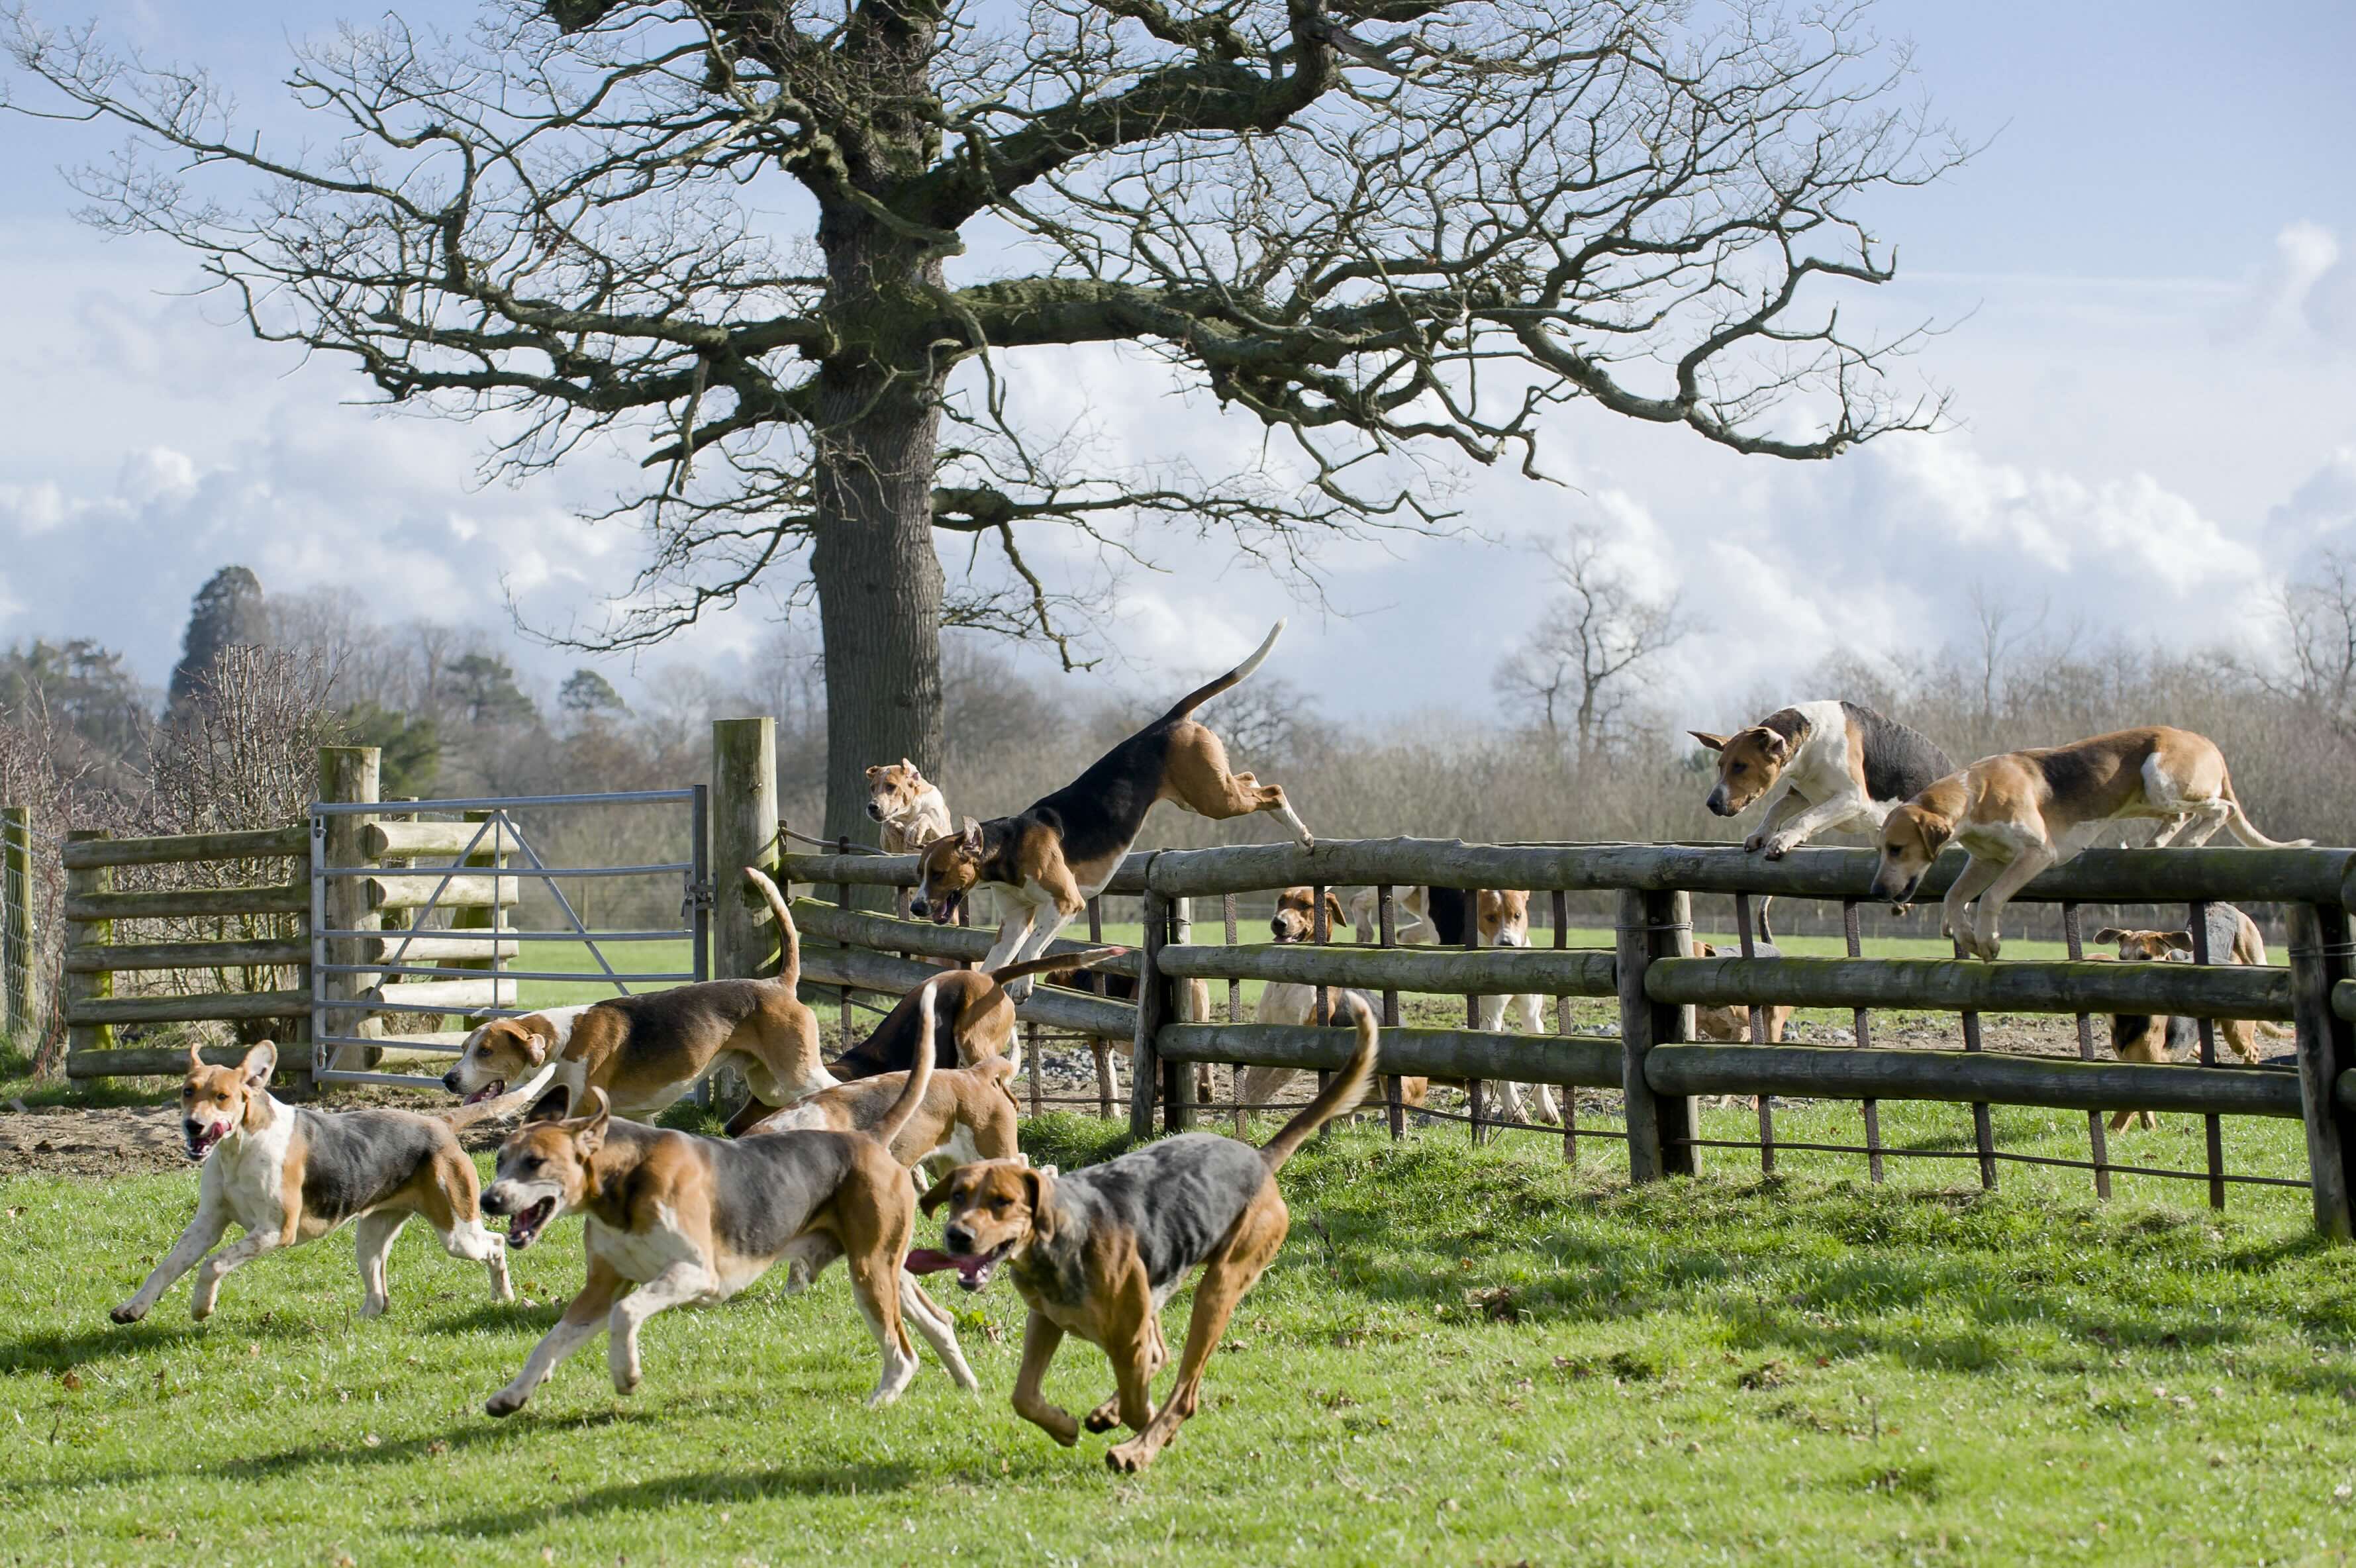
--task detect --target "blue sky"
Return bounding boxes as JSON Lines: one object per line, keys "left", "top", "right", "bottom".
{"left": 2, "top": 0, "right": 2353, "bottom": 725}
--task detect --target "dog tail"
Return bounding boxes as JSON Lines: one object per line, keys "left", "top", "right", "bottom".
{"left": 1258, "top": 996, "right": 1379, "bottom": 1173}
{"left": 2219, "top": 771, "right": 2311, "bottom": 848}
{"left": 1159, "top": 618, "right": 1285, "bottom": 723}
{"left": 873, "top": 983, "right": 938, "bottom": 1152}
{"left": 986, "top": 946, "right": 1127, "bottom": 986}
{"left": 744, "top": 866, "right": 802, "bottom": 986}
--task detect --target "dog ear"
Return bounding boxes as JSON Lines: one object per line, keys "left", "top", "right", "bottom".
{"left": 1759, "top": 729, "right": 1792, "bottom": 761}
{"left": 516, "top": 1015, "right": 560, "bottom": 1066}
{"left": 1324, "top": 891, "right": 1349, "bottom": 930}
{"left": 1022, "top": 1166, "right": 1056, "bottom": 1244}
{"left": 2092, "top": 927, "right": 2125, "bottom": 944}
{"left": 901, "top": 757, "right": 916, "bottom": 775}
{"left": 185, "top": 1042, "right": 207, "bottom": 1076}
{"left": 523, "top": 1083, "right": 572, "bottom": 1123}
{"left": 2163, "top": 930, "right": 2196, "bottom": 954}
{"left": 1689, "top": 730, "right": 1728, "bottom": 752}
{"left": 865, "top": 765, "right": 881, "bottom": 780}
{"left": 570, "top": 1087, "right": 611, "bottom": 1155}
{"left": 238, "top": 1040, "right": 277, "bottom": 1090}
{"left": 959, "top": 816, "right": 984, "bottom": 856}
{"left": 918, "top": 1169, "right": 957, "bottom": 1217}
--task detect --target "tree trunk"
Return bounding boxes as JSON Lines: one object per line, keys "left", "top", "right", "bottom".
{"left": 809, "top": 223, "right": 950, "bottom": 864}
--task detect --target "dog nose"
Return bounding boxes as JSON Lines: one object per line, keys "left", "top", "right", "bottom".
{"left": 908, "top": 897, "right": 929, "bottom": 920}
{"left": 866, "top": 804, "right": 883, "bottom": 820}
{"left": 442, "top": 1070, "right": 462, "bottom": 1093}
{"left": 481, "top": 1189, "right": 509, "bottom": 1216}
{"left": 943, "top": 1224, "right": 974, "bottom": 1253}
{"left": 1706, "top": 789, "right": 1730, "bottom": 816}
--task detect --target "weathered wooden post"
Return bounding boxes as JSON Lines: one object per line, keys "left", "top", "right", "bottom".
{"left": 1, "top": 806, "right": 30, "bottom": 1040}
{"left": 2287, "top": 897, "right": 2356, "bottom": 1240}
{"left": 711, "top": 718, "right": 777, "bottom": 983}
{"left": 1167, "top": 896, "right": 1197, "bottom": 1131}
{"left": 317, "top": 746, "right": 381, "bottom": 1081}
{"left": 1130, "top": 888, "right": 1171, "bottom": 1139}
{"left": 63, "top": 829, "right": 113, "bottom": 1065}
{"left": 1617, "top": 887, "right": 1694, "bottom": 1181}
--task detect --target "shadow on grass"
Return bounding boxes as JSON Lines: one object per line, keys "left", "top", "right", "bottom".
{"left": 430, "top": 1458, "right": 930, "bottom": 1537}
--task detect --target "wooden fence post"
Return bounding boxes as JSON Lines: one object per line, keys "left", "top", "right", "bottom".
{"left": 2286, "top": 900, "right": 2356, "bottom": 1240}
{"left": 1130, "top": 889, "right": 1170, "bottom": 1139}
{"left": 64, "top": 830, "right": 113, "bottom": 1063}
{"left": 1, "top": 806, "right": 30, "bottom": 1040}
{"left": 711, "top": 718, "right": 777, "bottom": 982}
{"left": 1167, "top": 897, "right": 1197, "bottom": 1132}
{"left": 317, "top": 747, "right": 381, "bottom": 1081}
{"left": 1617, "top": 887, "right": 1694, "bottom": 1181}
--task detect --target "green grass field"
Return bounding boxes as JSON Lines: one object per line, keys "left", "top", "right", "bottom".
{"left": 5, "top": 1112, "right": 2353, "bottom": 1565}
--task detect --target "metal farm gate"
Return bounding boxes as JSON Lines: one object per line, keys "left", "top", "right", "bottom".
{"left": 309, "top": 789, "right": 709, "bottom": 1091}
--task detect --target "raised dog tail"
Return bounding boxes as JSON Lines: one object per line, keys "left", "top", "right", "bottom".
{"left": 744, "top": 865, "right": 802, "bottom": 986}
{"left": 2219, "top": 771, "right": 2311, "bottom": 849}
{"left": 1159, "top": 618, "right": 1285, "bottom": 724}
{"left": 986, "top": 946, "right": 1128, "bottom": 986}
{"left": 873, "top": 983, "right": 938, "bottom": 1152}
{"left": 1258, "top": 997, "right": 1379, "bottom": 1173}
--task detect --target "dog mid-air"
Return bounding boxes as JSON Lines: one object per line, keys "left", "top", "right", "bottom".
{"left": 1871, "top": 727, "right": 2309, "bottom": 960}
{"left": 911, "top": 619, "right": 1312, "bottom": 996}
{"left": 911, "top": 1004, "right": 1379, "bottom": 1471}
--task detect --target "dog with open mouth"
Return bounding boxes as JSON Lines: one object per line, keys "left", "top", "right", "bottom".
{"left": 908, "top": 1002, "right": 1379, "bottom": 1471}
{"left": 442, "top": 867, "right": 834, "bottom": 1136}
{"left": 111, "top": 1042, "right": 516, "bottom": 1326}
{"left": 478, "top": 985, "right": 975, "bottom": 1416}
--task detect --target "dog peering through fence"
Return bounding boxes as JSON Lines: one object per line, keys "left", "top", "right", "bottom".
{"left": 774, "top": 835, "right": 2356, "bottom": 1240}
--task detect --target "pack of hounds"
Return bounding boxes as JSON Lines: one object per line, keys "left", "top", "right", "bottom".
{"left": 109, "top": 623, "right": 2308, "bottom": 1471}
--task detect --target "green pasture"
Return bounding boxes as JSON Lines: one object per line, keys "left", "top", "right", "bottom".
{"left": 6, "top": 1111, "right": 2355, "bottom": 1565}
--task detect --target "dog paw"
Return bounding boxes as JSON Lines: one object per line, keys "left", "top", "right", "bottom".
{"left": 485, "top": 1390, "right": 526, "bottom": 1418}
{"left": 1106, "top": 1440, "right": 1152, "bottom": 1473}
{"left": 1743, "top": 832, "right": 1769, "bottom": 854}
{"left": 359, "top": 1297, "right": 387, "bottom": 1320}
{"left": 109, "top": 1302, "right": 144, "bottom": 1326}
{"left": 1761, "top": 834, "right": 1798, "bottom": 859}
{"left": 1084, "top": 1402, "right": 1122, "bottom": 1434}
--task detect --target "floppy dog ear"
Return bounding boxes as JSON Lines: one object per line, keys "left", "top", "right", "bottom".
{"left": 569, "top": 1087, "right": 611, "bottom": 1156}
{"left": 1324, "top": 891, "right": 1349, "bottom": 930}
{"left": 523, "top": 1084, "right": 572, "bottom": 1124}
{"left": 2092, "top": 927, "right": 2126, "bottom": 944}
{"left": 238, "top": 1040, "right": 277, "bottom": 1091}
{"left": 2163, "top": 930, "right": 2196, "bottom": 954}
{"left": 1023, "top": 1167, "right": 1056, "bottom": 1244}
{"left": 918, "top": 1170, "right": 957, "bottom": 1217}
{"left": 1689, "top": 730, "right": 1728, "bottom": 752}
{"left": 959, "top": 816, "right": 984, "bottom": 856}
{"left": 1758, "top": 729, "right": 1792, "bottom": 761}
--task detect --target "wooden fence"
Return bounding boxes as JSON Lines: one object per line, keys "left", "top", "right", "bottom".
{"left": 775, "top": 836, "right": 2356, "bottom": 1239}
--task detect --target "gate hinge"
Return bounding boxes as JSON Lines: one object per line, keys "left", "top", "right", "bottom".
{"left": 684, "top": 878, "right": 716, "bottom": 920}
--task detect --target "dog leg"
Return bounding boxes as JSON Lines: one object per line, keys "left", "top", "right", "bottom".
{"left": 112, "top": 1197, "right": 229, "bottom": 1324}
{"left": 898, "top": 1271, "right": 979, "bottom": 1392}
{"left": 1012, "top": 1309, "right": 1079, "bottom": 1445}
{"left": 436, "top": 1216, "right": 513, "bottom": 1303}
{"left": 1087, "top": 1314, "right": 1170, "bottom": 1432}
{"left": 1107, "top": 1193, "right": 1287, "bottom": 1473}
{"left": 187, "top": 1225, "right": 288, "bottom": 1321}
{"left": 844, "top": 1244, "right": 920, "bottom": 1408}
{"left": 487, "top": 1257, "right": 624, "bottom": 1417}
{"left": 1939, "top": 855, "right": 2004, "bottom": 952}
{"left": 981, "top": 903, "right": 1034, "bottom": 974}
{"left": 353, "top": 1211, "right": 409, "bottom": 1318}
{"left": 1965, "top": 846, "right": 2055, "bottom": 961}
{"left": 607, "top": 1260, "right": 711, "bottom": 1396}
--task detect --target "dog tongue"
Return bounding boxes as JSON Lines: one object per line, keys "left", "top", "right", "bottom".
{"left": 903, "top": 1248, "right": 960, "bottom": 1276}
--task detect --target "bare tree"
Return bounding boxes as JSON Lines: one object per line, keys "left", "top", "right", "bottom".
{"left": 5, "top": 0, "right": 1957, "bottom": 839}
{"left": 1493, "top": 524, "right": 1685, "bottom": 760}
{"left": 2254, "top": 548, "right": 2356, "bottom": 741}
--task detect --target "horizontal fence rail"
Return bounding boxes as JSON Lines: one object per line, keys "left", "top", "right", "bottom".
{"left": 1155, "top": 942, "right": 1618, "bottom": 996}
{"left": 1648, "top": 954, "right": 2296, "bottom": 1021}
{"left": 1644, "top": 1044, "right": 2305, "bottom": 1119}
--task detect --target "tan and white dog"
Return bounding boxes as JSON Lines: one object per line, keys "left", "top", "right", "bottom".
{"left": 867, "top": 759, "right": 954, "bottom": 918}
{"left": 481, "top": 989, "right": 973, "bottom": 1416}
{"left": 2093, "top": 904, "right": 2292, "bottom": 1128}
{"left": 112, "top": 1042, "right": 513, "bottom": 1325}
{"left": 742, "top": 1053, "right": 1021, "bottom": 1177}
{"left": 1242, "top": 886, "right": 1426, "bottom": 1112}
{"left": 1343, "top": 883, "right": 1553, "bottom": 1122}
{"left": 444, "top": 867, "right": 832, "bottom": 1134}
{"left": 1871, "top": 727, "right": 2308, "bottom": 961}
{"left": 912, "top": 620, "right": 1312, "bottom": 997}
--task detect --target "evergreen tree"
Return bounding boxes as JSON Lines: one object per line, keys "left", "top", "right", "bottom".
{"left": 169, "top": 565, "right": 268, "bottom": 707}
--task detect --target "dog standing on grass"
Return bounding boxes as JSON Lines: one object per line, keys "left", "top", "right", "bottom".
{"left": 911, "top": 619, "right": 1314, "bottom": 997}
{"left": 2094, "top": 903, "right": 2291, "bottom": 1130}
{"left": 111, "top": 1042, "right": 514, "bottom": 1325}
{"left": 481, "top": 987, "right": 973, "bottom": 1416}
{"left": 910, "top": 1004, "right": 1379, "bottom": 1471}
